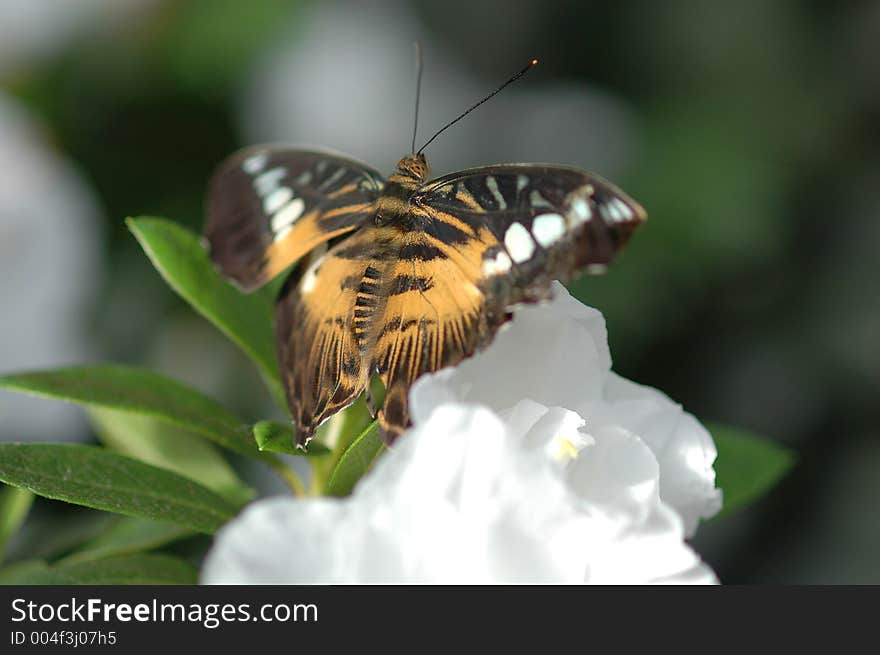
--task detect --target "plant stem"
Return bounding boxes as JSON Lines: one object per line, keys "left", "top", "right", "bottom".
{"left": 266, "top": 456, "right": 306, "bottom": 497}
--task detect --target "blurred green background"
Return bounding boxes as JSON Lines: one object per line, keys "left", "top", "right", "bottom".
{"left": 1, "top": 0, "right": 877, "bottom": 583}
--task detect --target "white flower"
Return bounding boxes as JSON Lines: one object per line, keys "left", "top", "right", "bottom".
{"left": 410, "top": 283, "right": 722, "bottom": 536}
{"left": 202, "top": 284, "right": 721, "bottom": 584}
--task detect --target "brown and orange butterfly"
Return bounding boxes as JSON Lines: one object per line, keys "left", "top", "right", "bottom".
{"left": 204, "top": 59, "right": 646, "bottom": 447}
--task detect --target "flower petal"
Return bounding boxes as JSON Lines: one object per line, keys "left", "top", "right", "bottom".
{"left": 410, "top": 282, "right": 722, "bottom": 535}
{"left": 203, "top": 402, "right": 716, "bottom": 584}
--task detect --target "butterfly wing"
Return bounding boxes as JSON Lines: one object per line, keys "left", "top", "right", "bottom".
{"left": 205, "top": 147, "right": 384, "bottom": 291}
{"left": 368, "top": 165, "right": 647, "bottom": 439}
{"left": 369, "top": 236, "right": 493, "bottom": 441}
{"left": 413, "top": 164, "right": 647, "bottom": 307}
{"left": 275, "top": 228, "right": 388, "bottom": 446}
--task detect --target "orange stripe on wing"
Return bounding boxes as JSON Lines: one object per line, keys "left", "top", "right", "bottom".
{"left": 261, "top": 204, "right": 373, "bottom": 280}
{"left": 321, "top": 202, "right": 372, "bottom": 220}
{"left": 325, "top": 182, "right": 359, "bottom": 199}
{"left": 417, "top": 207, "right": 478, "bottom": 237}
{"left": 263, "top": 225, "right": 356, "bottom": 280}
{"left": 455, "top": 188, "right": 484, "bottom": 212}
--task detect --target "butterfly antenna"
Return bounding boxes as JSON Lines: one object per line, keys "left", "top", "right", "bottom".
{"left": 417, "top": 57, "right": 538, "bottom": 155}
{"left": 411, "top": 41, "right": 424, "bottom": 155}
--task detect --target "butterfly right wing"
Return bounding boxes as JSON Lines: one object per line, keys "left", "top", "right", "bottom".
{"left": 361, "top": 165, "right": 648, "bottom": 440}
{"left": 412, "top": 164, "right": 647, "bottom": 308}
{"left": 205, "top": 147, "right": 384, "bottom": 291}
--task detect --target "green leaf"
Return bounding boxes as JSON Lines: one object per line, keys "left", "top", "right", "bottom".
{"left": 3, "top": 510, "right": 115, "bottom": 564}
{"left": 325, "top": 421, "right": 385, "bottom": 497}
{"left": 63, "top": 517, "right": 195, "bottom": 564}
{"left": 0, "top": 485, "right": 33, "bottom": 559}
{"left": 253, "top": 421, "right": 331, "bottom": 456}
{"left": 709, "top": 422, "right": 796, "bottom": 518}
{"left": 90, "top": 407, "right": 255, "bottom": 505}
{"left": 323, "top": 379, "right": 383, "bottom": 455}
{"left": 309, "top": 389, "right": 379, "bottom": 492}
{"left": 0, "top": 365, "right": 259, "bottom": 458}
{"left": 0, "top": 444, "right": 240, "bottom": 534}
{"left": 20, "top": 554, "right": 197, "bottom": 585}
{"left": 0, "top": 560, "right": 50, "bottom": 584}
{"left": 128, "top": 216, "right": 284, "bottom": 406}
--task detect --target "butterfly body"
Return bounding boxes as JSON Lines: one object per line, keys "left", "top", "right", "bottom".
{"left": 206, "top": 147, "right": 646, "bottom": 445}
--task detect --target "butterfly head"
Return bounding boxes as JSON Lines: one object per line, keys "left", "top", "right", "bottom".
{"left": 395, "top": 153, "right": 429, "bottom": 182}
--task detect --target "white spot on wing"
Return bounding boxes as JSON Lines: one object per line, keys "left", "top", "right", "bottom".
{"left": 599, "top": 200, "right": 626, "bottom": 224}
{"left": 530, "top": 189, "right": 554, "bottom": 209}
{"left": 275, "top": 224, "right": 293, "bottom": 241}
{"left": 504, "top": 223, "right": 535, "bottom": 263}
{"left": 301, "top": 260, "right": 320, "bottom": 293}
{"left": 486, "top": 176, "right": 507, "bottom": 209}
{"left": 254, "top": 167, "right": 286, "bottom": 196}
{"left": 319, "top": 167, "right": 347, "bottom": 191}
{"left": 599, "top": 198, "right": 634, "bottom": 224}
{"left": 613, "top": 198, "right": 634, "bottom": 221}
{"left": 531, "top": 213, "right": 566, "bottom": 247}
{"left": 517, "top": 175, "right": 529, "bottom": 194}
{"left": 243, "top": 153, "right": 268, "bottom": 174}
{"left": 271, "top": 197, "right": 306, "bottom": 234}
{"left": 482, "top": 250, "right": 513, "bottom": 277}
{"left": 359, "top": 177, "right": 379, "bottom": 192}
{"left": 264, "top": 187, "right": 293, "bottom": 215}
{"left": 571, "top": 197, "right": 592, "bottom": 225}
{"left": 606, "top": 202, "right": 622, "bottom": 222}
{"left": 294, "top": 170, "right": 313, "bottom": 186}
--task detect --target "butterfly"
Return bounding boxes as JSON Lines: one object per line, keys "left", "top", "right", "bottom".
{"left": 204, "top": 60, "right": 647, "bottom": 447}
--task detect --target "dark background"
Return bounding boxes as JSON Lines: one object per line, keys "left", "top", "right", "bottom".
{"left": 1, "top": 0, "right": 877, "bottom": 583}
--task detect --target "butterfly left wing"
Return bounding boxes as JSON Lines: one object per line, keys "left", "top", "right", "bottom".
{"left": 205, "top": 147, "right": 384, "bottom": 291}
{"left": 412, "top": 164, "right": 647, "bottom": 308}
{"left": 367, "top": 165, "right": 648, "bottom": 439}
